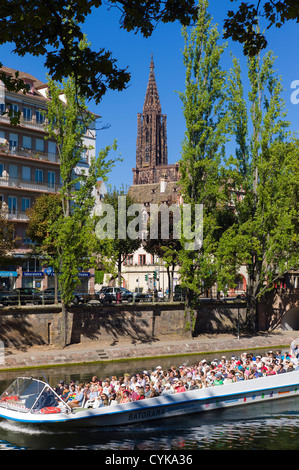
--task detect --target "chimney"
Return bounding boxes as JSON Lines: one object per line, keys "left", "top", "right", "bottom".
{"left": 160, "top": 175, "right": 167, "bottom": 193}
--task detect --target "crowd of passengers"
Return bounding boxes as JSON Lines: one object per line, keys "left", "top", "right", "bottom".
{"left": 52, "top": 348, "right": 299, "bottom": 409}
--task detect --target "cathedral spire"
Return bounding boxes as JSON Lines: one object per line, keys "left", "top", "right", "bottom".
{"left": 134, "top": 55, "right": 169, "bottom": 185}
{"left": 150, "top": 52, "right": 154, "bottom": 73}
{"left": 143, "top": 54, "right": 161, "bottom": 114}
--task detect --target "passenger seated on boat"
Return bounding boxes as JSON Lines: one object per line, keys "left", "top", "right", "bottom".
{"left": 61, "top": 384, "right": 70, "bottom": 400}
{"left": 174, "top": 380, "right": 187, "bottom": 393}
{"left": 90, "top": 376, "right": 98, "bottom": 385}
{"left": 67, "top": 386, "right": 84, "bottom": 409}
{"left": 134, "top": 386, "right": 145, "bottom": 400}
{"left": 161, "top": 383, "right": 174, "bottom": 395}
{"left": 286, "top": 361, "right": 295, "bottom": 372}
{"left": 93, "top": 393, "right": 109, "bottom": 408}
{"left": 266, "top": 364, "right": 276, "bottom": 376}
{"left": 144, "top": 384, "right": 151, "bottom": 398}
{"left": 109, "top": 393, "right": 118, "bottom": 406}
{"left": 66, "top": 384, "right": 77, "bottom": 402}
{"left": 55, "top": 380, "right": 65, "bottom": 396}
{"left": 84, "top": 385, "right": 99, "bottom": 408}
{"left": 120, "top": 390, "right": 131, "bottom": 404}
{"left": 213, "top": 373, "right": 224, "bottom": 386}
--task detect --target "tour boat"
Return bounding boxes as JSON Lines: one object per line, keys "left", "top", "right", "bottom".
{"left": 0, "top": 370, "right": 299, "bottom": 428}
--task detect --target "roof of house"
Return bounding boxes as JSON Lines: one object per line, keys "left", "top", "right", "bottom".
{"left": 0, "top": 66, "right": 48, "bottom": 101}
{"left": 128, "top": 181, "right": 181, "bottom": 206}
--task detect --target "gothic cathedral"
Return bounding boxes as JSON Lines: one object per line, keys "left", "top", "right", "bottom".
{"left": 132, "top": 55, "right": 179, "bottom": 186}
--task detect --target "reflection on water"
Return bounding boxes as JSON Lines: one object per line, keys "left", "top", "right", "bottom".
{"left": 0, "top": 348, "right": 299, "bottom": 450}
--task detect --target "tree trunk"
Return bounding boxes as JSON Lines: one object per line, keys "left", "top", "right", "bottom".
{"left": 60, "top": 302, "right": 67, "bottom": 348}
{"left": 184, "top": 287, "right": 194, "bottom": 338}
{"left": 166, "top": 266, "right": 171, "bottom": 300}
{"left": 54, "top": 272, "right": 58, "bottom": 304}
{"left": 169, "top": 264, "right": 175, "bottom": 302}
{"left": 246, "top": 270, "right": 260, "bottom": 332}
{"left": 118, "top": 255, "right": 122, "bottom": 287}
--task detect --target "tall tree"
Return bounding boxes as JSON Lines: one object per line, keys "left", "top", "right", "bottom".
{"left": 178, "top": 0, "right": 232, "bottom": 314}
{"left": 144, "top": 210, "right": 182, "bottom": 301}
{"left": 44, "top": 75, "right": 118, "bottom": 346}
{"left": 96, "top": 187, "right": 141, "bottom": 287}
{"left": 26, "top": 193, "right": 63, "bottom": 303}
{"left": 216, "top": 50, "right": 299, "bottom": 330}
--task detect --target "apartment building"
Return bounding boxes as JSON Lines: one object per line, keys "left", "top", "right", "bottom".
{"left": 0, "top": 66, "right": 96, "bottom": 292}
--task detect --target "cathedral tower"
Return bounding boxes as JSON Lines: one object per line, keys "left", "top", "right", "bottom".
{"left": 133, "top": 55, "right": 174, "bottom": 185}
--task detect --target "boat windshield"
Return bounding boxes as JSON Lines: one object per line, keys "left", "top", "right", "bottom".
{"left": 0, "top": 377, "right": 49, "bottom": 413}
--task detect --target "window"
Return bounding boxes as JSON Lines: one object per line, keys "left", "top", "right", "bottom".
{"left": 36, "top": 138, "right": 44, "bottom": 152}
{"left": 23, "top": 136, "right": 32, "bottom": 149}
{"left": 36, "top": 110, "right": 44, "bottom": 124}
{"left": 0, "top": 163, "right": 3, "bottom": 177}
{"left": 0, "top": 103, "right": 5, "bottom": 114}
{"left": 139, "top": 254, "right": 146, "bottom": 265}
{"left": 126, "top": 255, "right": 133, "bottom": 266}
{"left": 8, "top": 164, "right": 18, "bottom": 179}
{"left": 48, "top": 141, "right": 56, "bottom": 161}
{"left": 22, "top": 166, "right": 31, "bottom": 181}
{"left": 22, "top": 198, "right": 30, "bottom": 212}
{"left": 24, "top": 81, "right": 33, "bottom": 94}
{"left": 35, "top": 169, "right": 43, "bottom": 183}
{"left": 10, "top": 104, "right": 18, "bottom": 117}
{"left": 9, "top": 133, "right": 18, "bottom": 152}
{"left": 23, "top": 107, "right": 31, "bottom": 121}
{"left": 8, "top": 196, "right": 17, "bottom": 214}
{"left": 47, "top": 171, "right": 55, "bottom": 188}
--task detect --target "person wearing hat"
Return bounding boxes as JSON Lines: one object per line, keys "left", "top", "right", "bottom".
{"left": 161, "top": 383, "right": 174, "bottom": 395}
{"left": 213, "top": 373, "right": 224, "bottom": 386}
{"left": 55, "top": 380, "right": 65, "bottom": 396}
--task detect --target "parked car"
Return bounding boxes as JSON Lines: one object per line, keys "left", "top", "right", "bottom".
{"left": 72, "top": 291, "right": 92, "bottom": 304}
{"left": 0, "top": 290, "right": 17, "bottom": 306}
{"left": 98, "top": 287, "right": 134, "bottom": 303}
{"left": 133, "top": 291, "right": 151, "bottom": 302}
{"left": 39, "top": 288, "right": 62, "bottom": 304}
{"left": 0, "top": 288, "right": 42, "bottom": 306}
{"left": 39, "top": 288, "right": 91, "bottom": 304}
{"left": 173, "top": 285, "right": 186, "bottom": 301}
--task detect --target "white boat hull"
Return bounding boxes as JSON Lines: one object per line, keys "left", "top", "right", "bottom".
{"left": 1, "top": 371, "right": 299, "bottom": 427}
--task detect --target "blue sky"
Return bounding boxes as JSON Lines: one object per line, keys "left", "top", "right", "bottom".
{"left": 1, "top": 1, "right": 298, "bottom": 190}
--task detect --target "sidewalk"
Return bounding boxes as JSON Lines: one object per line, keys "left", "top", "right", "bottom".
{"left": 1, "top": 330, "right": 298, "bottom": 371}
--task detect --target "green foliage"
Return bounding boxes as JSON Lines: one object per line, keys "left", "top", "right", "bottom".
{"left": 216, "top": 49, "right": 299, "bottom": 328}
{"left": 178, "top": 0, "right": 232, "bottom": 304}
{"left": 178, "top": 1, "right": 298, "bottom": 331}
{"left": 40, "top": 76, "right": 118, "bottom": 306}
{"left": 0, "top": 210, "right": 20, "bottom": 266}
{"left": 223, "top": 1, "right": 299, "bottom": 56}
{"left": 96, "top": 186, "right": 141, "bottom": 286}
{"left": 144, "top": 209, "right": 182, "bottom": 300}
{"left": 26, "top": 193, "right": 63, "bottom": 256}
{"left": 0, "top": 1, "right": 198, "bottom": 105}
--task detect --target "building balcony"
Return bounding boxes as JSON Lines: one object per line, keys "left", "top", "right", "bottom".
{"left": 6, "top": 211, "right": 29, "bottom": 222}
{"left": 0, "top": 175, "right": 61, "bottom": 193}
{"left": 0, "top": 113, "right": 48, "bottom": 131}
{"left": 0, "top": 143, "right": 59, "bottom": 164}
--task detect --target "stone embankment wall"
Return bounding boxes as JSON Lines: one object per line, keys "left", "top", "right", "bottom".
{"left": 0, "top": 301, "right": 247, "bottom": 349}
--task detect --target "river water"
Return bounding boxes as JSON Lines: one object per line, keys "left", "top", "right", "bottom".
{"left": 0, "top": 349, "right": 299, "bottom": 451}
